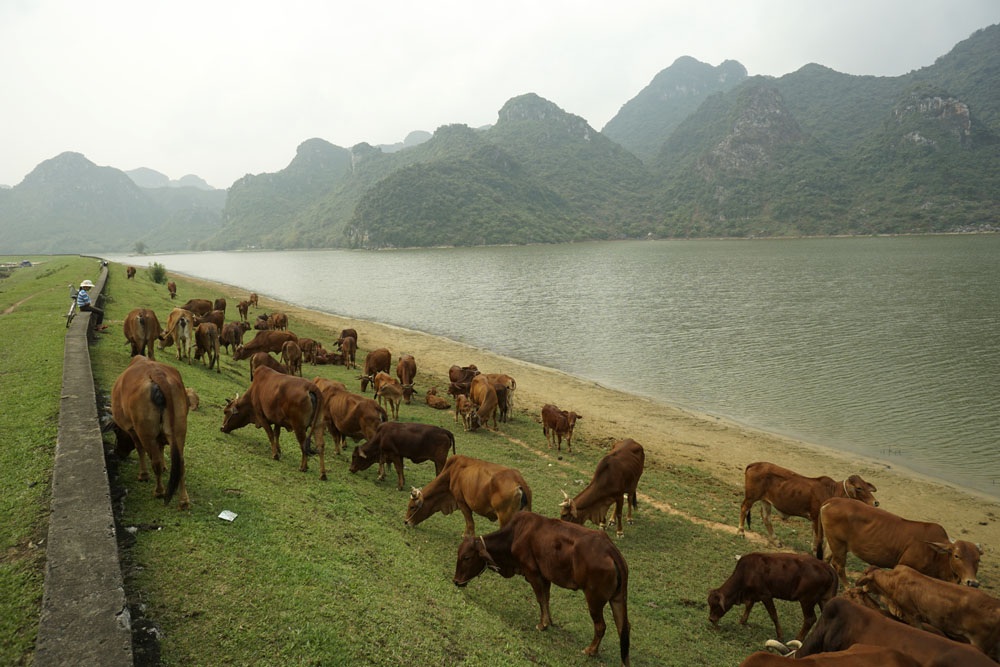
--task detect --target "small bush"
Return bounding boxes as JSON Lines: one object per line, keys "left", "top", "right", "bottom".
{"left": 148, "top": 262, "right": 167, "bottom": 284}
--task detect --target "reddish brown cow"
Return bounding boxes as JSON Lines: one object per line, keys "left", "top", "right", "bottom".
{"left": 468, "top": 374, "right": 498, "bottom": 431}
{"left": 281, "top": 340, "right": 303, "bottom": 377}
{"left": 110, "top": 356, "right": 190, "bottom": 509}
{"left": 541, "top": 403, "right": 583, "bottom": 452}
{"left": 248, "top": 292, "right": 259, "bottom": 309}
{"left": 195, "top": 309, "right": 225, "bottom": 331}
{"left": 158, "top": 307, "right": 195, "bottom": 362}
{"left": 336, "top": 328, "right": 358, "bottom": 350}
{"left": 295, "top": 338, "right": 318, "bottom": 365}
{"left": 453, "top": 512, "right": 630, "bottom": 666}
{"left": 178, "top": 298, "right": 213, "bottom": 317}
{"left": 819, "top": 498, "right": 981, "bottom": 587}
{"left": 313, "top": 377, "right": 387, "bottom": 479}
{"left": 561, "top": 439, "right": 645, "bottom": 538}
{"left": 213, "top": 297, "right": 227, "bottom": 314}
{"left": 339, "top": 335, "right": 357, "bottom": 369}
{"left": 449, "top": 364, "right": 480, "bottom": 383}
{"left": 126, "top": 266, "right": 136, "bottom": 279}
{"left": 254, "top": 313, "right": 270, "bottom": 330}
{"left": 349, "top": 422, "right": 455, "bottom": 490}
{"left": 395, "top": 354, "right": 417, "bottom": 404}
{"left": 425, "top": 387, "right": 451, "bottom": 410}
{"left": 166, "top": 281, "right": 177, "bottom": 299}
{"left": 739, "top": 645, "right": 922, "bottom": 667}
{"left": 233, "top": 330, "right": 299, "bottom": 361}
{"left": 359, "top": 347, "right": 391, "bottom": 392}
{"left": 857, "top": 565, "right": 1000, "bottom": 659}
{"left": 707, "top": 552, "right": 838, "bottom": 642}
{"left": 237, "top": 300, "right": 250, "bottom": 322}
{"left": 405, "top": 455, "right": 532, "bottom": 537}
{"left": 375, "top": 378, "right": 403, "bottom": 420}
{"left": 787, "top": 597, "right": 996, "bottom": 666}
{"left": 123, "top": 308, "right": 163, "bottom": 360}
{"left": 249, "top": 352, "right": 288, "bottom": 380}
{"left": 220, "top": 321, "right": 251, "bottom": 355}
{"left": 739, "top": 462, "right": 879, "bottom": 555}
{"left": 268, "top": 312, "right": 288, "bottom": 330}
{"left": 483, "top": 373, "right": 515, "bottom": 422}
{"left": 447, "top": 381, "right": 472, "bottom": 399}
{"left": 220, "top": 366, "right": 323, "bottom": 476}
{"left": 193, "top": 322, "right": 221, "bottom": 373}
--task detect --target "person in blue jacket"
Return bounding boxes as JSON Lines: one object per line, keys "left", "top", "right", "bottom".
{"left": 76, "top": 279, "right": 108, "bottom": 331}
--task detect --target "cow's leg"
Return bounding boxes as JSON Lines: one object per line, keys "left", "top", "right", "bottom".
{"left": 459, "top": 504, "right": 476, "bottom": 537}
{"left": 614, "top": 497, "right": 625, "bottom": 538}
{"left": 737, "top": 496, "right": 754, "bottom": 536}
{"left": 760, "top": 501, "right": 777, "bottom": 543}
{"left": 582, "top": 591, "right": 608, "bottom": 657}
{"left": 738, "top": 601, "right": 755, "bottom": 625}
{"left": 293, "top": 426, "right": 309, "bottom": 473}
{"left": 317, "top": 431, "right": 327, "bottom": 481}
{"left": 796, "top": 601, "right": 817, "bottom": 641}
{"left": 260, "top": 422, "right": 280, "bottom": 460}
{"left": 146, "top": 433, "right": 168, "bottom": 499}
{"left": 761, "top": 598, "right": 783, "bottom": 641}
{"left": 526, "top": 576, "right": 554, "bottom": 631}
{"left": 394, "top": 459, "right": 405, "bottom": 491}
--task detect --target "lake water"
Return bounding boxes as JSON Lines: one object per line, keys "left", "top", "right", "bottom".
{"left": 107, "top": 236, "right": 1000, "bottom": 498}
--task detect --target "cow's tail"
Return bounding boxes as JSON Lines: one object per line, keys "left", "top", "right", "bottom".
{"left": 815, "top": 505, "right": 827, "bottom": 560}
{"left": 304, "top": 388, "right": 322, "bottom": 452}
{"left": 152, "top": 380, "right": 183, "bottom": 505}
{"left": 611, "top": 549, "right": 630, "bottom": 667}
{"left": 448, "top": 429, "right": 456, "bottom": 455}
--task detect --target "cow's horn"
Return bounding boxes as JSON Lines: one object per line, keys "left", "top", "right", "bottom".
{"left": 410, "top": 487, "right": 420, "bottom": 499}
{"left": 764, "top": 640, "right": 790, "bottom": 655}
{"left": 785, "top": 640, "right": 801, "bottom": 650}
{"left": 560, "top": 490, "right": 570, "bottom": 505}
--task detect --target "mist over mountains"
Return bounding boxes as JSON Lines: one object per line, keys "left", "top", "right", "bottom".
{"left": 2, "top": 24, "right": 997, "bottom": 254}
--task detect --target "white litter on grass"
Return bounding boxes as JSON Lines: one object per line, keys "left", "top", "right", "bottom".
{"left": 218, "top": 510, "right": 238, "bottom": 522}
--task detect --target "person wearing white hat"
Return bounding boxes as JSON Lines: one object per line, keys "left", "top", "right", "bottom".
{"left": 76, "top": 279, "right": 108, "bottom": 331}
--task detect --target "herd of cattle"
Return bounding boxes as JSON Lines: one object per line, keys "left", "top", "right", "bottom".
{"left": 106, "top": 278, "right": 997, "bottom": 666}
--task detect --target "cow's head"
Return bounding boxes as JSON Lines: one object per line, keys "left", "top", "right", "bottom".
{"left": 349, "top": 444, "right": 377, "bottom": 474}
{"left": 928, "top": 540, "right": 982, "bottom": 587}
{"left": 453, "top": 536, "right": 496, "bottom": 587}
{"left": 403, "top": 487, "right": 427, "bottom": 527}
{"left": 844, "top": 474, "right": 878, "bottom": 507}
{"left": 220, "top": 393, "right": 253, "bottom": 433}
{"left": 359, "top": 374, "right": 373, "bottom": 393}
{"left": 401, "top": 384, "right": 415, "bottom": 404}
{"left": 232, "top": 345, "right": 249, "bottom": 361}
{"left": 706, "top": 587, "right": 731, "bottom": 626}
{"left": 559, "top": 490, "right": 579, "bottom": 522}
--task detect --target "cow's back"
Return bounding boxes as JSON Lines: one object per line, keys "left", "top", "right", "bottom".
{"left": 821, "top": 499, "right": 948, "bottom": 568}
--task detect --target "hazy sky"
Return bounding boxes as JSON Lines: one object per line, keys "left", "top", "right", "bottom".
{"left": 2, "top": 0, "right": 997, "bottom": 189}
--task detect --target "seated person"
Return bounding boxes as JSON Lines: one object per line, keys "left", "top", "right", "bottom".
{"left": 76, "top": 279, "right": 108, "bottom": 331}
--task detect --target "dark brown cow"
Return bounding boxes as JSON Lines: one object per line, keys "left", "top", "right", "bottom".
{"left": 237, "top": 300, "right": 250, "bottom": 322}
{"left": 126, "top": 265, "right": 136, "bottom": 279}
{"left": 213, "top": 297, "right": 226, "bottom": 314}
{"left": 396, "top": 354, "right": 417, "bottom": 404}
{"left": 856, "top": 565, "right": 1000, "bottom": 659}
{"left": 788, "top": 597, "right": 996, "bottom": 666}
{"left": 268, "top": 312, "right": 288, "bottom": 330}
{"left": 123, "top": 308, "right": 163, "bottom": 360}
{"left": 110, "top": 356, "right": 190, "bottom": 509}
{"left": 336, "top": 328, "right": 358, "bottom": 350}
{"left": 349, "top": 421, "right": 455, "bottom": 490}
{"left": 819, "top": 498, "right": 981, "bottom": 587}
{"left": 359, "top": 347, "right": 391, "bottom": 392}
{"left": 541, "top": 403, "right": 583, "bottom": 452}
{"left": 254, "top": 313, "right": 270, "bottom": 330}
{"left": 193, "top": 322, "right": 221, "bottom": 373}
{"left": 405, "top": 455, "right": 532, "bottom": 536}
{"left": 468, "top": 374, "right": 498, "bottom": 431}
{"left": 739, "top": 645, "right": 922, "bottom": 667}
{"left": 296, "top": 338, "right": 318, "bottom": 365}
{"left": 448, "top": 364, "right": 480, "bottom": 384}
{"left": 178, "top": 298, "right": 213, "bottom": 317}
{"left": 707, "top": 552, "right": 837, "bottom": 642}
{"left": 339, "top": 335, "right": 357, "bottom": 369}
{"left": 281, "top": 340, "right": 303, "bottom": 377}
{"left": 425, "top": 387, "right": 451, "bottom": 410}
{"left": 313, "top": 377, "right": 387, "bottom": 479}
{"left": 195, "top": 309, "right": 225, "bottom": 331}
{"left": 158, "top": 307, "right": 195, "bottom": 363}
{"left": 167, "top": 281, "right": 177, "bottom": 299}
{"left": 220, "top": 321, "right": 251, "bottom": 355}
{"left": 233, "top": 330, "right": 299, "bottom": 361}
{"left": 453, "top": 512, "right": 630, "bottom": 666}
{"left": 220, "top": 366, "right": 323, "bottom": 476}
{"left": 560, "top": 439, "right": 644, "bottom": 538}
{"left": 738, "top": 462, "right": 878, "bottom": 555}
{"left": 249, "top": 352, "right": 288, "bottom": 380}
{"left": 447, "top": 381, "right": 472, "bottom": 399}
{"left": 248, "top": 292, "right": 259, "bottom": 309}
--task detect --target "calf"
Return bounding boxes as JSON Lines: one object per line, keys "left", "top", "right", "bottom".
{"left": 453, "top": 512, "right": 630, "bottom": 666}
{"left": 455, "top": 394, "right": 475, "bottom": 431}
{"left": 167, "top": 281, "right": 177, "bottom": 299}
{"left": 739, "top": 645, "right": 922, "bottom": 667}
{"left": 193, "top": 322, "right": 221, "bottom": 373}
{"left": 541, "top": 403, "right": 582, "bottom": 452}
{"left": 313, "top": 377, "right": 387, "bottom": 479}
{"left": 281, "top": 340, "right": 303, "bottom": 377}
{"left": 213, "top": 297, "right": 227, "bottom": 314}
{"left": 220, "top": 321, "right": 250, "bottom": 355}
{"left": 707, "top": 552, "right": 837, "bottom": 642}
{"left": 339, "top": 335, "right": 357, "bottom": 369}
{"left": 561, "top": 439, "right": 644, "bottom": 538}
{"left": 296, "top": 338, "right": 319, "bottom": 365}
{"left": 126, "top": 266, "right": 136, "bottom": 279}
{"left": 185, "top": 388, "right": 200, "bottom": 412}
{"left": 237, "top": 300, "right": 250, "bottom": 322}
{"left": 425, "top": 386, "right": 451, "bottom": 410}
{"left": 375, "top": 379, "right": 403, "bottom": 420}
{"left": 350, "top": 422, "right": 455, "bottom": 490}
{"left": 159, "top": 307, "right": 195, "bottom": 363}
{"left": 123, "top": 308, "right": 163, "bottom": 360}
{"left": 248, "top": 292, "right": 258, "bottom": 309}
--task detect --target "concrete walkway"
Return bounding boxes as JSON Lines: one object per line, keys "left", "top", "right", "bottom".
{"left": 35, "top": 266, "right": 133, "bottom": 666}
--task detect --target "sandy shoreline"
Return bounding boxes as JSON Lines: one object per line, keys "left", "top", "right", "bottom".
{"left": 180, "top": 271, "right": 1000, "bottom": 583}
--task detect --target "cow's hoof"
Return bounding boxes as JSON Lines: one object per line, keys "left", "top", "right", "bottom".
{"left": 320, "top": 474, "right": 328, "bottom": 481}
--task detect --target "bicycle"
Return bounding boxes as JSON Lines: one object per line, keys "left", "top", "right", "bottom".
{"left": 65, "top": 284, "right": 78, "bottom": 328}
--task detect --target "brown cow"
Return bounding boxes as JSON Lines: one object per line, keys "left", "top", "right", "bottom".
{"left": 193, "top": 322, "right": 221, "bottom": 373}
{"left": 123, "top": 308, "right": 163, "bottom": 360}
{"left": 856, "top": 565, "right": 1000, "bottom": 659}
{"left": 220, "top": 366, "right": 323, "bottom": 476}
{"left": 449, "top": 364, "right": 480, "bottom": 383}
{"left": 739, "top": 645, "right": 922, "bottom": 667}
{"left": 425, "top": 386, "right": 451, "bottom": 410}
{"left": 313, "top": 377, "right": 387, "bottom": 479}
{"left": 483, "top": 373, "right": 515, "bottom": 422}
{"left": 707, "top": 552, "right": 838, "bottom": 642}
{"left": 126, "top": 266, "right": 136, "bottom": 279}
{"left": 268, "top": 312, "right": 288, "bottom": 330}
{"left": 220, "top": 321, "right": 251, "bottom": 355}
{"left": 213, "top": 297, "right": 226, "bottom": 314}
{"left": 233, "top": 330, "right": 299, "bottom": 361}
{"left": 786, "top": 597, "right": 996, "bottom": 666}
{"left": 249, "top": 352, "right": 288, "bottom": 380}
{"left": 455, "top": 394, "right": 475, "bottom": 431}
{"left": 336, "top": 328, "right": 358, "bottom": 350}
{"left": 405, "top": 455, "right": 532, "bottom": 536}
{"left": 254, "top": 313, "right": 270, "bottom": 330}
{"left": 339, "top": 335, "right": 357, "bottom": 370}
{"left": 453, "top": 512, "right": 630, "bottom": 666}
{"left": 158, "top": 307, "right": 195, "bottom": 363}
{"left": 195, "top": 309, "right": 225, "bottom": 330}
{"left": 166, "top": 281, "right": 177, "bottom": 299}
{"left": 178, "top": 298, "right": 213, "bottom": 317}
{"left": 541, "top": 403, "right": 582, "bottom": 452}
{"left": 110, "top": 356, "right": 190, "bottom": 509}
{"left": 349, "top": 421, "right": 455, "bottom": 490}
{"left": 281, "top": 340, "right": 303, "bottom": 377}
{"left": 375, "top": 379, "right": 403, "bottom": 420}
{"left": 396, "top": 354, "right": 417, "bottom": 404}
{"left": 296, "top": 338, "right": 318, "bottom": 365}
{"left": 819, "top": 498, "right": 981, "bottom": 587}
{"left": 447, "top": 381, "right": 472, "bottom": 399}
{"left": 237, "top": 300, "right": 250, "bottom": 322}
{"left": 359, "top": 347, "right": 391, "bottom": 392}
{"left": 560, "top": 439, "right": 644, "bottom": 538}
{"left": 468, "top": 374, "right": 498, "bottom": 431}
{"left": 248, "top": 292, "right": 259, "bottom": 309}
{"left": 739, "top": 462, "right": 879, "bottom": 555}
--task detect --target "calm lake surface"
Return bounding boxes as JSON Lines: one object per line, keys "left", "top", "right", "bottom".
{"left": 109, "top": 236, "right": 1000, "bottom": 498}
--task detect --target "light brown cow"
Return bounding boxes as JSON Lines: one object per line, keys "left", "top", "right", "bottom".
{"left": 249, "top": 352, "right": 288, "bottom": 380}
{"left": 313, "top": 377, "right": 387, "bottom": 479}
{"left": 166, "top": 281, "right": 177, "bottom": 299}
{"left": 425, "top": 386, "right": 451, "bottom": 410}
{"left": 739, "top": 645, "right": 922, "bottom": 667}
{"left": 178, "top": 298, "right": 213, "bottom": 317}
{"left": 339, "top": 335, "right": 357, "bottom": 370}
{"left": 123, "top": 308, "right": 163, "bottom": 360}
{"left": 268, "top": 312, "right": 288, "bottom": 330}
{"left": 233, "top": 330, "right": 299, "bottom": 361}
{"left": 375, "top": 379, "right": 403, "bottom": 420}
{"left": 405, "top": 455, "right": 532, "bottom": 536}
{"left": 468, "top": 374, "right": 498, "bottom": 431}
{"left": 359, "top": 347, "right": 391, "bottom": 392}
{"left": 185, "top": 388, "right": 200, "bottom": 412}
{"left": 281, "top": 340, "right": 303, "bottom": 377}
{"left": 819, "top": 498, "right": 981, "bottom": 587}
{"left": 396, "top": 354, "right": 417, "bottom": 404}
{"left": 296, "top": 338, "right": 319, "bottom": 365}
{"left": 857, "top": 565, "right": 1000, "bottom": 659}
{"left": 738, "top": 461, "right": 878, "bottom": 556}
{"left": 193, "top": 322, "right": 221, "bottom": 373}
{"left": 195, "top": 309, "right": 225, "bottom": 331}
{"left": 220, "top": 321, "right": 251, "bottom": 355}
{"left": 483, "top": 373, "right": 515, "bottom": 422}
{"left": 561, "top": 439, "right": 644, "bottom": 538}
{"left": 248, "top": 292, "right": 259, "bottom": 309}
{"left": 111, "top": 356, "right": 190, "bottom": 509}
{"left": 541, "top": 403, "right": 582, "bottom": 452}
{"left": 455, "top": 394, "right": 475, "bottom": 430}
{"left": 159, "top": 307, "right": 195, "bottom": 362}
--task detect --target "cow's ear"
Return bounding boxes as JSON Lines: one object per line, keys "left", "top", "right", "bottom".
{"left": 926, "top": 541, "right": 952, "bottom": 554}
{"left": 409, "top": 488, "right": 422, "bottom": 503}
{"left": 358, "top": 447, "right": 367, "bottom": 459}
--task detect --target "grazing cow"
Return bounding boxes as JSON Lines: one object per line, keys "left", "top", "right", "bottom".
{"left": 396, "top": 354, "right": 417, "bottom": 404}
{"left": 336, "top": 328, "right": 358, "bottom": 350}
{"left": 350, "top": 422, "right": 455, "bottom": 490}
{"left": 313, "top": 377, "right": 387, "bottom": 479}
{"left": 819, "top": 498, "right": 981, "bottom": 587}
{"left": 453, "top": 512, "right": 630, "bottom": 666}
{"left": 220, "top": 366, "right": 323, "bottom": 476}
{"left": 296, "top": 338, "right": 318, "bottom": 365}
{"left": 483, "top": 373, "right": 515, "bottom": 422}
{"left": 237, "top": 300, "right": 250, "bottom": 322}
{"left": 425, "top": 386, "right": 451, "bottom": 410}
{"left": 739, "top": 645, "right": 922, "bottom": 667}
{"left": 268, "top": 312, "right": 288, "bottom": 330}
{"left": 220, "top": 321, "right": 251, "bottom": 355}
{"left": 405, "top": 455, "right": 532, "bottom": 536}
{"left": 339, "top": 335, "right": 357, "bottom": 369}
{"left": 449, "top": 364, "right": 480, "bottom": 384}
{"left": 185, "top": 388, "right": 200, "bottom": 412}
{"left": 541, "top": 403, "right": 583, "bottom": 452}
{"left": 159, "top": 307, "right": 195, "bottom": 363}
{"left": 126, "top": 266, "right": 136, "bottom": 279}
{"left": 856, "top": 565, "right": 1000, "bottom": 659}
{"left": 249, "top": 352, "right": 288, "bottom": 380}
{"left": 110, "top": 356, "right": 190, "bottom": 509}
{"left": 166, "top": 281, "right": 176, "bottom": 299}
{"left": 359, "top": 347, "right": 391, "bottom": 392}
{"left": 123, "top": 308, "right": 163, "bottom": 360}
{"left": 738, "top": 462, "right": 878, "bottom": 555}
{"left": 195, "top": 309, "right": 225, "bottom": 331}
{"left": 707, "top": 552, "right": 837, "bottom": 642}
{"left": 213, "top": 297, "right": 226, "bottom": 314}
{"left": 233, "top": 330, "right": 299, "bottom": 361}
{"left": 193, "top": 322, "right": 221, "bottom": 373}
{"left": 786, "top": 597, "right": 996, "bottom": 666}
{"left": 560, "top": 439, "right": 645, "bottom": 538}
{"left": 248, "top": 292, "right": 258, "bottom": 309}
{"left": 468, "top": 374, "right": 498, "bottom": 431}
{"left": 375, "top": 379, "right": 403, "bottom": 420}
{"left": 281, "top": 340, "right": 303, "bottom": 377}
{"left": 178, "top": 298, "right": 213, "bottom": 317}
{"left": 455, "top": 394, "right": 475, "bottom": 431}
